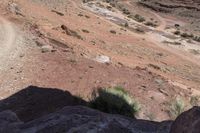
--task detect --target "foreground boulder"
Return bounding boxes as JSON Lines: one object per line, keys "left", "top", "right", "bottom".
{"left": 0, "top": 110, "right": 22, "bottom": 133}
{"left": 170, "top": 106, "right": 200, "bottom": 133}
{"left": 1, "top": 105, "right": 200, "bottom": 133}
{"left": 0, "top": 106, "right": 172, "bottom": 133}
{"left": 20, "top": 106, "right": 172, "bottom": 133}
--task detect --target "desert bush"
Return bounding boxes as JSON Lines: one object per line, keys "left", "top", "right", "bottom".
{"left": 124, "top": 22, "right": 129, "bottom": 27}
{"left": 122, "top": 8, "right": 130, "bottom": 15}
{"left": 135, "top": 27, "right": 145, "bottom": 33}
{"left": 174, "top": 30, "right": 180, "bottom": 35}
{"left": 193, "top": 36, "right": 200, "bottom": 42}
{"left": 190, "top": 96, "right": 200, "bottom": 106}
{"left": 110, "top": 30, "right": 117, "bottom": 34}
{"left": 106, "top": 5, "right": 112, "bottom": 10}
{"left": 82, "top": 0, "right": 93, "bottom": 3}
{"left": 144, "top": 21, "right": 157, "bottom": 27}
{"left": 82, "top": 29, "right": 90, "bottom": 33}
{"left": 78, "top": 13, "right": 83, "bottom": 17}
{"left": 134, "top": 14, "right": 145, "bottom": 22}
{"left": 180, "top": 32, "right": 193, "bottom": 38}
{"left": 170, "top": 98, "right": 185, "bottom": 118}
{"left": 174, "top": 31, "right": 200, "bottom": 42}
{"left": 89, "top": 86, "right": 140, "bottom": 117}
{"left": 85, "top": 15, "right": 90, "bottom": 19}
{"left": 61, "top": 25, "right": 83, "bottom": 40}
{"left": 174, "top": 24, "right": 180, "bottom": 28}
{"left": 163, "top": 40, "right": 181, "bottom": 45}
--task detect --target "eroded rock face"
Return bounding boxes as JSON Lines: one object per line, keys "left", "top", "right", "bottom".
{"left": 170, "top": 106, "right": 200, "bottom": 133}
{"left": 0, "top": 106, "right": 172, "bottom": 133}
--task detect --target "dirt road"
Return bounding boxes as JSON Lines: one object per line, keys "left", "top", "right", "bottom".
{"left": 0, "top": 16, "right": 16, "bottom": 71}
{"left": 0, "top": 15, "right": 30, "bottom": 95}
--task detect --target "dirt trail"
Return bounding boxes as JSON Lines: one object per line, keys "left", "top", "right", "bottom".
{"left": 0, "top": 15, "right": 30, "bottom": 90}
{"left": 0, "top": 16, "right": 16, "bottom": 71}
{"left": 150, "top": 11, "right": 166, "bottom": 30}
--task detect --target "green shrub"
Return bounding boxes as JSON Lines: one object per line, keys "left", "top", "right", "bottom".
{"left": 89, "top": 86, "right": 140, "bottom": 117}
{"left": 134, "top": 14, "right": 145, "bottom": 22}
{"left": 190, "top": 96, "right": 200, "bottom": 106}
{"left": 180, "top": 32, "right": 193, "bottom": 38}
{"left": 170, "top": 98, "right": 185, "bottom": 118}
{"left": 144, "top": 21, "right": 157, "bottom": 27}
{"left": 122, "top": 8, "right": 130, "bottom": 15}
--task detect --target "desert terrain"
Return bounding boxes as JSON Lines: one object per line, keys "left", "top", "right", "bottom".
{"left": 0, "top": 0, "right": 200, "bottom": 122}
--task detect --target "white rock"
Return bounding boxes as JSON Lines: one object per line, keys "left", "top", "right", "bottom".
{"left": 95, "top": 55, "right": 110, "bottom": 63}
{"left": 41, "top": 45, "right": 53, "bottom": 53}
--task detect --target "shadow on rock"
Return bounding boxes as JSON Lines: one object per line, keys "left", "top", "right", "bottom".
{"left": 0, "top": 86, "right": 87, "bottom": 122}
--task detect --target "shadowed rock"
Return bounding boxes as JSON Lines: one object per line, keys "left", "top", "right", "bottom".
{"left": 0, "top": 86, "right": 199, "bottom": 133}
{"left": 170, "top": 106, "right": 200, "bottom": 133}
{"left": 0, "top": 86, "right": 86, "bottom": 122}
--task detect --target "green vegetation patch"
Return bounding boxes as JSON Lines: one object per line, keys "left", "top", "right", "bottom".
{"left": 89, "top": 86, "right": 140, "bottom": 117}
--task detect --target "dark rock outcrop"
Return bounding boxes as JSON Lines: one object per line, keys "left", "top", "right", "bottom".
{"left": 0, "top": 86, "right": 86, "bottom": 122}
{"left": 170, "top": 106, "right": 200, "bottom": 133}
{"left": 0, "top": 86, "right": 198, "bottom": 133}
{"left": 0, "top": 110, "right": 22, "bottom": 133}
{"left": 0, "top": 106, "right": 172, "bottom": 133}
{"left": 1, "top": 105, "right": 200, "bottom": 133}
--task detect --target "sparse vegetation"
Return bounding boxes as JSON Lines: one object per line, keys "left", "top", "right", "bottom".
{"left": 189, "top": 49, "right": 200, "bottom": 55}
{"left": 170, "top": 98, "right": 185, "bottom": 118}
{"left": 78, "top": 13, "right": 83, "bottom": 17}
{"left": 180, "top": 32, "right": 194, "bottom": 38}
{"left": 134, "top": 14, "right": 145, "bottom": 22}
{"left": 85, "top": 15, "right": 90, "bottom": 19}
{"left": 174, "top": 24, "right": 180, "bottom": 28}
{"left": 124, "top": 22, "right": 129, "bottom": 27}
{"left": 148, "top": 63, "right": 161, "bottom": 70}
{"left": 135, "top": 27, "right": 145, "bottom": 33}
{"left": 173, "top": 30, "right": 200, "bottom": 43}
{"left": 110, "top": 30, "right": 117, "bottom": 34}
{"left": 146, "top": 113, "right": 156, "bottom": 121}
{"left": 89, "top": 86, "right": 140, "bottom": 117}
{"left": 163, "top": 40, "right": 182, "bottom": 45}
{"left": 174, "top": 30, "right": 200, "bottom": 42}
{"left": 61, "top": 25, "right": 83, "bottom": 40}
{"left": 193, "top": 36, "right": 200, "bottom": 42}
{"left": 190, "top": 96, "right": 200, "bottom": 106}
{"left": 144, "top": 21, "right": 157, "bottom": 27}
{"left": 122, "top": 8, "right": 130, "bottom": 15}
{"left": 82, "top": 29, "right": 90, "bottom": 33}
{"left": 174, "top": 30, "right": 180, "bottom": 35}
